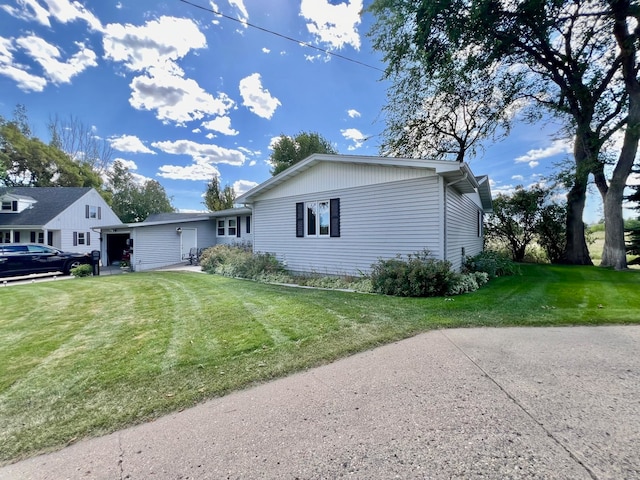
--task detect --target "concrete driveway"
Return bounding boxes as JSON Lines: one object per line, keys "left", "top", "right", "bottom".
{"left": 1, "top": 325, "right": 638, "bottom": 479}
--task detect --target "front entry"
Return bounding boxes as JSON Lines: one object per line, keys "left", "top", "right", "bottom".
{"left": 180, "top": 228, "right": 197, "bottom": 260}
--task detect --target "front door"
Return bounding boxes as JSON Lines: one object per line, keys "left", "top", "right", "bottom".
{"left": 181, "top": 228, "right": 197, "bottom": 260}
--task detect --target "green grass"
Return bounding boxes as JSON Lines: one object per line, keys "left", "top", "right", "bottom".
{"left": 1, "top": 265, "right": 639, "bottom": 465}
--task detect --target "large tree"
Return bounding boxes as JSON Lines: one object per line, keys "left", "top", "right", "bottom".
{"left": 106, "top": 160, "right": 174, "bottom": 223}
{"left": 0, "top": 116, "right": 101, "bottom": 188}
{"left": 270, "top": 132, "right": 337, "bottom": 176}
{"left": 203, "top": 175, "right": 235, "bottom": 211}
{"left": 48, "top": 114, "right": 113, "bottom": 174}
{"left": 368, "top": 0, "right": 638, "bottom": 269}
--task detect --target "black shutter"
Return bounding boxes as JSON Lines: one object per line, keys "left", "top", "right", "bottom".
{"left": 330, "top": 198, "right": 340, "bottom": 238}
{"left": 87, "top": 232, "right": 91, "bottom": 246}
{"left": 12, "top": 201, "right": 17, "bottom": 211}
{"left": 296, "top": 202, "right": 304, "bottom": 237}
{"left": 85, "top": 205, "right": 89, "bottom": 218}
{"left": 98, "top": 207, "right": 102, "bottom": 220}
{"left": 236, "top": 216, "right": 241, "bottom": 238}
{"left": 73, "top": 232, "right": 78, "bottom": 246}
{"left": 246, "top": 216, "right": 251, "bottom": 234}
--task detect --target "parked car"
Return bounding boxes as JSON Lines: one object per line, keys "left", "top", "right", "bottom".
{"left": 0, "top": 244, "right": 91, "bottom": 278}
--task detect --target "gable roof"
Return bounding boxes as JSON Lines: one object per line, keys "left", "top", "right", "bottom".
{"left": 236, "top": 154, "right": 493, "bottom": 212}
{"left": 0, "top": 187, "right": 92, "bottom": 227}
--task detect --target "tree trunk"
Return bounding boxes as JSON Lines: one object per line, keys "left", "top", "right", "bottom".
{"left": 563, "top": 133, "right": 593, "bottom": 265}
{"left": 600, "top": 97, "right": 640, "bottom": 269}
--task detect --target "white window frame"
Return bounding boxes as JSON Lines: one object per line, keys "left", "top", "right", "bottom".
{"left": 227, "top": 218, "right": 237, "bottom": 237}
{"left": 217, "top": 220, "right": 225, "bottom": 236}
{"left": 305, "top": 200, "right": 330, "bottom": 237}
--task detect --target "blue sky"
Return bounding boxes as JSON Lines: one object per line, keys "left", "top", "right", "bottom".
{"left": 0, "top": 0, "right": 625, "bottom": 222}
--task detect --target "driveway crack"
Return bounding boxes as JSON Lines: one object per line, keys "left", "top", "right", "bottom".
{"left": 439, "top": 330, "right": 599, "bottom": 480}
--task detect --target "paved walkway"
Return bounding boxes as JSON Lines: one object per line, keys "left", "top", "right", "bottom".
{"left": 1, "top": 325, "right": 639, "bottom": 479}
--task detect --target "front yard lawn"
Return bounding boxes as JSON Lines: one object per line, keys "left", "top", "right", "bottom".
{"left": 1, "top": 264, "right": 639, "bottom": 465}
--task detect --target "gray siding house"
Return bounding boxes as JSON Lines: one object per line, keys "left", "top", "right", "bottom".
{"left": 99, "top": 208, "right": 253, "bottom": 271}
{"left": 0, "top": 187, "right": 121, "bottom": 253}
{"left": 236, "top": 154, "right": 492, "bottom": 275}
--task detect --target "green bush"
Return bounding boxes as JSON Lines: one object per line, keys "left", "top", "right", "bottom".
{"left": 70, "top": 264, "right": 93, "bottom": 277}
{"left": 464, "top": 250, "right": 520, "bottom": 278}
{"left": 446, "top": 271, "right": 489, "bottom": 296}
{"left": 370, "top": 250, "right": 457, "bottom": 297}
{"left": 199, "top": 245, "right": 285, "bottom": 280}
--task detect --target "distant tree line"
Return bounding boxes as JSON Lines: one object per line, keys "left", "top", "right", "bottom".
{"left": 1, "top": 105, "right": 174, "bottom": 223}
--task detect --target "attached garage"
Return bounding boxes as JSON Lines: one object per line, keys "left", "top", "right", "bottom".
{"left": 97, "top": 209, "right": 252, "bottom": 272}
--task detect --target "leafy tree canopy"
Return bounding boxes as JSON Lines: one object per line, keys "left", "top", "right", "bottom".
{"left": 0, "top": 115, "right": 101, "bottom": 189}
{"left": 486, "top": 184, "right": 565, "bottom": 263}
{"left": 106, "top": 160, "right": 174, "bottom": 223}
{"left": 204, "top": 175, "right": 236, "bottom": 211}
{"left": 270, "top": 132, "right": 337, "bottom": 176}
{"left": 367, "top": 0, "right": 639, "bottom": 269}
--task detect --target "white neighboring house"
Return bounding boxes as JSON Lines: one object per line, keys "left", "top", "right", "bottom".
{"left": 236, "top": 154, "right": 493, "bottom": 275}
{"left": 0, "top": 187, "right": 121, "bottom": 253}
{"left": 98, "top": 208, "right": 253, "bottom": 271}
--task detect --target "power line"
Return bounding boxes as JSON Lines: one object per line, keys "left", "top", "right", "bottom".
{"left": 179, "top": 0, "right": 385, "bottom": 73}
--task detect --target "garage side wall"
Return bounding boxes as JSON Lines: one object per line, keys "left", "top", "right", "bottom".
{"left": 252, "top": 175, "right": 442, "bottom": 276}
{"left": 132, "top": 221, "right": 217, "bottom": 271}
{"left": 445, "top": 187, "right": 484, "bottom": 272}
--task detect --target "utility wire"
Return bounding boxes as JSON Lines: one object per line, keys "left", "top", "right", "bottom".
{"left": 179, "top": 0, "right": 385, "bottom": 73}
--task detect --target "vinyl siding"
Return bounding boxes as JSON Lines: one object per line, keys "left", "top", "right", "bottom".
{"left": 253, "top": 176, "right": 442, "bottom": 276}
{"left": 44, "top": 189, "right": 121, "bottom": 253}
{"left": 257, "top": 162, "right": 433, "bottom": 201}
{"left": 445, "top": 187, "right": 484, "bottom": 271}
{"left": 214, "top": 216, "right": 254, "bottom": 246}
{"left": 131, "top": 220, "right": 217, "bottom": 271}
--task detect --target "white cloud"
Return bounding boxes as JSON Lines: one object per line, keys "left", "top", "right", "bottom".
{"left": 102, "top": 16, "right": 237, "bottom": 126}
{"left": 158, "top": 163, "right": 221, "bottom": 181}
{"left": 233, "top": 179, "right": 258, "bottom": 195}
{"left": 1, "top": 0, "right": 102, "bottom": 31}
{"left": 0, "top": 36, "right": 47, "bottom": 92}
{"left": 239, "top": 73, "right": 281, "bottom": 119}
{"left": 262, "top": 47, "right": 270, "bottom": 54}
{"left": 129, "top": 68, "right": 235, "bottom": 125}
{"left": 341, "top": 128, "right": 366, "bottom": 150}
{"left": 528, "top": 160, "right": 539, "bottom": 168}
{"left": 300, "top": 0, "right": 362, "bottom": 50}
{"left": 514, "top": 138, "right": 572, "bottom": 164}
{"left": 103, "top": 16, "right": 206, "bottom": 72}
{"left": 109, "top": 135, "right": 156, "bottom": 154}
{"left": 14, "top": 35, "right": 97, "bottom": 84}
{"left": 152, "top": 139, "right": 246, "bottom": 166}
{"left": 347, "top": 109, "right": 361, "bottom": 118}
{"left": 201, "top": 116, "right": 239, "bottom": 136}
{"left": 228, "top": 0, "right": 249, "bottom": 24}
{"left": 511, "top": 175, "right": 524, "bottom": 181}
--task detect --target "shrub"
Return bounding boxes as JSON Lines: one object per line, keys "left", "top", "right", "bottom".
{"left": 199, "top": 245, "right": 285, "bottom": 280}
{"left": 70, "top": 264, "right": 93, "bottom": 277}
{"left": 370, "top": 250, "right": 457, "bottom": 297}
{"left": 464, "top": 250, "right": 520, "bottom": 278}
{"left": 446, "top": 271, "right": 489, "bottom": 295}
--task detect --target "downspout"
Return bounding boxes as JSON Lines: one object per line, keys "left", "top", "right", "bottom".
{"left": 443, "top": 172, "right": 469, "bottom": 262}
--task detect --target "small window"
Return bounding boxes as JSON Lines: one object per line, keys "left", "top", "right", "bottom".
{"left": 228, "top": 218, "right": 237, "bottom": 237}
{"left": 217, "top": 220, "right": 225, "bottom": 236}
{"left": 78, "top": 232, "right": 86, "bottom": 245}
{"left": 1, "top": 201, "right": 13, "bottom": 211}
{"left": 89, "top": 206, "right": 98, "bottom": 219}
{"left": 297, "top": 198, "right": 340, "bottom": 238}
